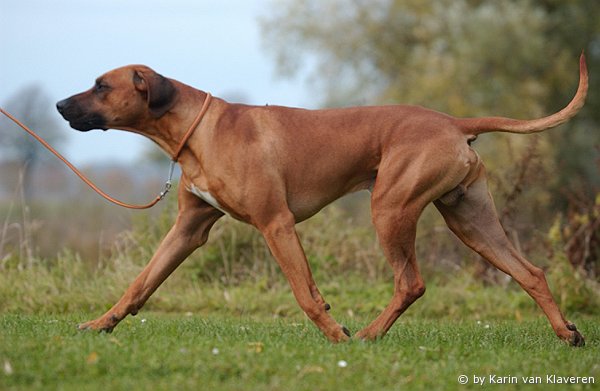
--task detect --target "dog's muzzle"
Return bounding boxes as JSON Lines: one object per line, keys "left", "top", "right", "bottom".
{"left": 56, "top": 98, "right": 108, "bottom": 132}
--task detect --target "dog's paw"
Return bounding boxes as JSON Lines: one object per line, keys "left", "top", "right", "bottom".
{"left": 325, "top": 325, "right": 352, "bottom": 343}
{"left": 77, "top": 315, "right": 118, "bottom": 333}
{"left": 77, "top": 322, "right": 114, "bottom": 333}
{"left": 353, "top": 326, "right": 382, "bottom": 341}
{"left": 333, "top": 326, "right": 351, "bottom": 343}
{"left": 566, "top": 323, "right": 585, "bottom": 347}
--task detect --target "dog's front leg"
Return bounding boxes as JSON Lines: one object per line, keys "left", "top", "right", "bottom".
{"left": 78, "top": 198, "right": 223, "bottom": 332}
{"left": 258, "top": 211, "right": 350, "bottom": 342}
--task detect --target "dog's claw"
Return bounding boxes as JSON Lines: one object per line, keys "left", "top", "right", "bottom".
{"left": 342, "top": 326, "right": 351, "bottom": 337}
{"left": 570, "top": 332, "right": 585, "bottom": 347}
{"left": 565, "top": 322, "right": 585, "bottom": 347}
{"left": 569, "top": 329, "right": 585, "bottom": 347}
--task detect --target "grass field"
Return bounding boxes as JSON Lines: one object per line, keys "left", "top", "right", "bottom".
{"left": 2, "top": 202, "right": 599, "bottom": 390}
{"left": 0, "top": 312, "right": 598, "bottom": 391}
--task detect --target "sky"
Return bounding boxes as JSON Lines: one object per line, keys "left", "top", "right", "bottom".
{"left": 0, "top": 0, "right": 310, "bottom": 164}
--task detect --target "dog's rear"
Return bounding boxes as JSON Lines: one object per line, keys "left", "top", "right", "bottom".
{"left": 430, "top": 54, "right": 588, "bottom": 346}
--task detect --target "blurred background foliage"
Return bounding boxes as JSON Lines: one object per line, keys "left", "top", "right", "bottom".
{"left": 1, "top": 0, "right": 598, "bottom": 315}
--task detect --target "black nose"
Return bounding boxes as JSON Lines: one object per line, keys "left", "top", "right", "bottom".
{"left": 56, "top": 99, "right": 68, "bottom": 115}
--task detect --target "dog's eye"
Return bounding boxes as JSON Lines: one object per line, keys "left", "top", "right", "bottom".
{"left": 94, "top": 82, "right": 111, "bottom": 93}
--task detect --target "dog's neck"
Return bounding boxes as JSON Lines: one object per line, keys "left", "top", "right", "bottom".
{"left": 127, "top": 85, "right": 213, "bottom": 160}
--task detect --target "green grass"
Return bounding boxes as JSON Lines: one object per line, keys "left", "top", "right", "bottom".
{"left": 1, "top": 313, "right": 598, "bottom": 391}
{"left": 2, "top": 203, "right": 599, "bottom": 390}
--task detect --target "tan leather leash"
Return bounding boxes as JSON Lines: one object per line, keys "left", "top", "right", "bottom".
{"left": 0, "top": 92, "right": 212, "bottom": 209}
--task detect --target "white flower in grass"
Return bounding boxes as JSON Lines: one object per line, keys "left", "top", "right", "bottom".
{"left": 337, "top": 360, "right": 348, "bottom": 368}
{"left": 3, "top": 360, "right": 13, "bottom": 375}
{"left": 476, "top": 320, "right": 490, "bottom": 329}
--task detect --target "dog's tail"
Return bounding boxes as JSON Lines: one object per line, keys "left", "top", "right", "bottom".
{"left": 456, "top": 53, "right": 588, "bottom": 137}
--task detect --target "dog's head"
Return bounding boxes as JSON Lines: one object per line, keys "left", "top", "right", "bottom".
{"left": 56, "top": 65, "right": 178, "bottom": 132}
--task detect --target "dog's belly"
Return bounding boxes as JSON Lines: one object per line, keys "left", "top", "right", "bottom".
{"left": 287, "top": 176, "right": 376, "bottom": 223}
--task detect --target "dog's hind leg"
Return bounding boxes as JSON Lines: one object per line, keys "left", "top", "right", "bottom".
{"left": 355, "top": 212, "right": 425, "bottom": 340}
{"left": 355, "top": 176, "right": 427, "bottom": 340}
{"left": 434, "top": 167, "right": 584, "bottom": 346}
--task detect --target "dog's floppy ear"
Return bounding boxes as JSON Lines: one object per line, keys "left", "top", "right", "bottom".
{"left": 133, "top": 67, "right": 178, "bottom": 118}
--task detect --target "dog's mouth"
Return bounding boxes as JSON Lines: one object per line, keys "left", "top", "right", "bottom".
{"left": 67, "top": 115, "right": 109, "bottom": 132}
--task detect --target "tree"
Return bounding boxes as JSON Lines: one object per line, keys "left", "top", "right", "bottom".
{"left": 0, "top": 85, "right": 65, "bottom": 199}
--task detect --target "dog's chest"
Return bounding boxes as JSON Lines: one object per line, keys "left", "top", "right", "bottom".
{"left": 188, "top": 184, "right": 228, "bottom": 214}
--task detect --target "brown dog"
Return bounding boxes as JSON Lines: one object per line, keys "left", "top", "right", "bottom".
{"left": 56, "top": 55, "right": 588, "bottom": 346}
